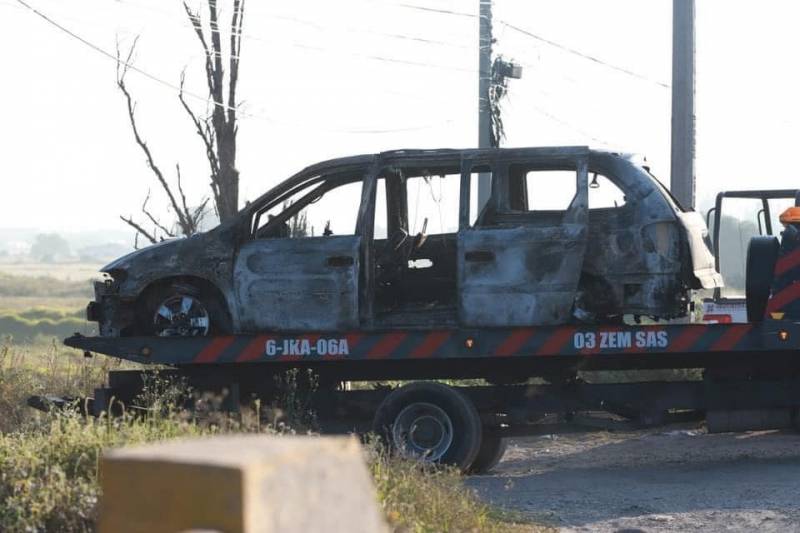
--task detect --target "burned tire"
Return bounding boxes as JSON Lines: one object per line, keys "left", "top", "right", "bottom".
{"left": 138, "top": 282, "right": 230, "bottom": 337}
{"left": 467, "top": 428, "right": 507, "bottom": 474}
{"left": 372, "top": 382, "right": 482, "bottom": 472}
{"left": 746, "top": 236, "right": 779, "bottom": 322}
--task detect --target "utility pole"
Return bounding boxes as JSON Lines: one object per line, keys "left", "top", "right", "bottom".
{"left": 477, "top": 1, "right": 521, "bottom": 209}
{"left": 477, "top": 0, "right": 493, "bottom": 209}
{"left": 670, "top": 0, "right": 696, "bottom": 210}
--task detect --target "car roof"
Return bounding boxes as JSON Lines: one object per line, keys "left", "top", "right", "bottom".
{"left": 303, "top": 146, "right": 636, "bottom": 173}
{"left": 247, "top": 146, "right": 639, "bottom": 212}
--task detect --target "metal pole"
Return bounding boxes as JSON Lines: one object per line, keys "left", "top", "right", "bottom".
{"left": 670, "top": 0, "right": 696, "bottom": 210}
{"left": 477, "top": 0, "right": 492, "bottom": 209}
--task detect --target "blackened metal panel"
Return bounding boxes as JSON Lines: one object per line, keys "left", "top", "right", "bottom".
{"left": 457, "top": 224, "right": 587, "bottom": 326}
{"left": 234, "top": 236, "right": 361, "bottom": 331}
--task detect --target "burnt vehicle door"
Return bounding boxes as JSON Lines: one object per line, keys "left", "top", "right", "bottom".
{"left": 457, "top": 154, "right": 589, "bottom": 326}
{"left": 235, "top": 170, "right": 367, "bottom": 332}
{"left": 364, "top": 157, "right": 463, "bottom": 328}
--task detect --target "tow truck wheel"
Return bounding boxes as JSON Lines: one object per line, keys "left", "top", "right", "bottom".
{"left": 467, "top": 428, "right": 507, "bottom": 474}
{"left": 746, "top": 236, "right": 780, "bottom": 322}
{"left": 373, "top": 382, "right": 482, "bottom": 472}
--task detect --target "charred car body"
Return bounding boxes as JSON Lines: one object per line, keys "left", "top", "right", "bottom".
{"left": 89, "top": 147, "right": 721, "bottom": 337}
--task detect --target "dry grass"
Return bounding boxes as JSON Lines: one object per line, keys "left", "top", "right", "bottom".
{"left": 0, "top": 262, "right": 101, "bottom": 282}
{"left": 0, "top": 342, "right": 538, "bottom": 532}
{"left": 370, "top": 445, "right": 542, "bottom": 533}
{"left": 0, "top": 340, "right": 123, "bottom": 432}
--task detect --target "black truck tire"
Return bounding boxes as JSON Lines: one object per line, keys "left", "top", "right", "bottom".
{"left": 467, "top": 428, "right": 507, "bottom": 474}
{"left": 746, "top": 236, "right": 780, "bottom": 322}
{"left": 372, "top": 382, "right": 482, "bottom": 472}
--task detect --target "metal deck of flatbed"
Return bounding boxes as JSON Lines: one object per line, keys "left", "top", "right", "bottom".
{"left": 58, "top": 319, "right": 800, "bottom": 438}
{"left": 65, "top": 320, "right": 800, "bottom": 381}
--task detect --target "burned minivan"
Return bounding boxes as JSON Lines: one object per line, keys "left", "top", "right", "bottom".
{"left": 88, "top": 147, "right": 722, "bottom": 337}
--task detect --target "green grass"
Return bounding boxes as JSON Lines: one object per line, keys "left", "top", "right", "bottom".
{"left": 370, "top": 447, "right": 534, "bottom": 532}
{"left": 0, "top": 272, "right": 93, "bottom": 299}
{"left": 0, "top": 341, "right": 539, "bottom": 532}
{"left": 0, "top": 340, "right": 122, "bottom": 433}
{"left": 0, "top": 270, "right": 543, "bottom": 532}
{"left": 0, "top": 411, "right": 534, "bottom": 533}
{"left": 0, "top": 272, "right": 96, "bottom": 341}
{"left": 0, "top": 313, "right": 93, "bottom": 342}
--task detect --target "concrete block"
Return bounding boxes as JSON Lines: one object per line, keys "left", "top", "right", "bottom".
{"left": 98, "top": 435, "right": 388, "bottom": 533}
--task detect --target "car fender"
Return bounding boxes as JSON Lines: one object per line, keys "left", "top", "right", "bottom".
{"left": 676, "top": 211, "right": 724, "bottom": 289}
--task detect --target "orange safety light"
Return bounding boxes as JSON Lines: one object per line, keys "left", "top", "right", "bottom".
{"left": 779, "top": 206, "right": 800, "bottom": 225}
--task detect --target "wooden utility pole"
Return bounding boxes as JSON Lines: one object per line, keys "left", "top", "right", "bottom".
{"left": 670, "top": 0, "right": 696, "bottom": 210}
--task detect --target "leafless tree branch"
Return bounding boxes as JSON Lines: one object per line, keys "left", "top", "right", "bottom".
{"left": 141, "top": 190, "right": 176, "bottom": 238}
{"left": 119, "top": 215, "right": 157, "bottom": 245}
{"left": 183, "top": 1, "right": 216, "bottom": 98}
{"left": 118, "top": 1, "right": 243, "bottom": 243}
{"left": 116, "top": 39, "right": 192, "bottom": 237}
{"left": 179, "top": 70, "right": 221, "bottom": 211}
{"left": 228, "top": 0, "right": 244, "bottom": 124}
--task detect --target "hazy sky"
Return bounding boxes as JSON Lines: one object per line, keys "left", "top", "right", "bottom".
{"left": 2, "top": 0, "right": 799, "bottom": 237}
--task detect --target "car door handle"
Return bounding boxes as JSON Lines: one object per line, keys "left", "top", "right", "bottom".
{"left": 465, "top": 250, "right": 495, "bottom": 262}
{"left": 326, "top": 255, "right": 355, "bottom": 267}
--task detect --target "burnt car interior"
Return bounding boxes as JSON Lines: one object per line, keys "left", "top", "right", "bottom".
{"left": 371, "top": 164, "right": 462, "bottom": 326}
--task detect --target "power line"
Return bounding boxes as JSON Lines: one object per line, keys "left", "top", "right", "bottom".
{"left": 511, "top": 99, "right": 614, "bottom": 147}
{"left": 12, "top": 0, "right": 467, "bottom": 134}
{"left": 396, "top": 3, "right": 478, "bottom": 18}
{"left": 394, "top": 2, "right": 669, "bottom": 89}
{"left": 112, "top": 0, "right": 476, "bottom": 68}
{"left": 12, "top": 0, "right": 249, "bottom": 116}
{"left": 498, "top": 20, "right": 670, "bottom": 89}
{"left": 263, "top": 10, "right": 472, "bottom": 49}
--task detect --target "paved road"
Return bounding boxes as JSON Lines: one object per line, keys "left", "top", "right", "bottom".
{"left": 469, "top": 427, "right": 800, "bottom": 532}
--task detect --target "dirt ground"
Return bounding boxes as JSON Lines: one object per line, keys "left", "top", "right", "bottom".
{"left": 469, "top": 425, "right": 800, "bottom": 532}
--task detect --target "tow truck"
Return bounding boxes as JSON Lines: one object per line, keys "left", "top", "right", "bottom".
{"left": 31, "top": 150, "right": 800, "bottom": 473}
{"left": 702, "top": 189, "right": 800, "bottom": 323}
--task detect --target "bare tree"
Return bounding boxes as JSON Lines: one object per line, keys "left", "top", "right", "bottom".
{"left": 117, "top": 0, "right": 245, "bottom": 244}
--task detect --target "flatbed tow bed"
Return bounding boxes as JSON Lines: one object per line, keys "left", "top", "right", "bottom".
{"left": 51, "top": 206, "right": 800, "bottom": 471}
{"left": 65, "top": 320, "right": 798, "bottom": 379}
{"left": 51, "top": 318, "right": 800, "bottom": 472}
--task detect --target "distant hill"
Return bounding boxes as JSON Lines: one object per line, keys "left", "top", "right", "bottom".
{"left": 76, "top": 242, "right": 132, "bottom": 263}
{"left": 0, "top": 228, "right": 133, "bottom": 259}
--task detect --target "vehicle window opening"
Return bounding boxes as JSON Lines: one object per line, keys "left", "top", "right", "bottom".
{"left": 588, "top": 173, "right": 627, "bottom": 209}
{"left": 372, "top": 165, "right": 460, "bottom": 327}
{"left": 517, "top": 167, "right": 577, "bottom": 212}
{"left": 254, "top": 176, "right": 363, "bottom": 239}
{"left": 714, "top": 198, "right": 764, "bottom": 296}
{"left": 487, "top": 163, "right": 581, "bottom": 228}
{"left": 466, "top": 164, "right": 494, "bottom": 228}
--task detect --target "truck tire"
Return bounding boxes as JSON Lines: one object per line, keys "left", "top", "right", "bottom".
{"left": 467, "top": 428, "right": 507, "bottom": 474}
{"left": 372, "top": 382, "right": 482, "bottom": 472}
{"left": 746, "top": 236, "right": 779, "bottom": 322}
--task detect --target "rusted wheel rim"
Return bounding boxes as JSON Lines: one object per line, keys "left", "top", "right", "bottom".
{"left": 391, "top": 402, "right": 454, "bottom": 462}
{"left": 152, "top": 295, "right": 210, "bottom": 337}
